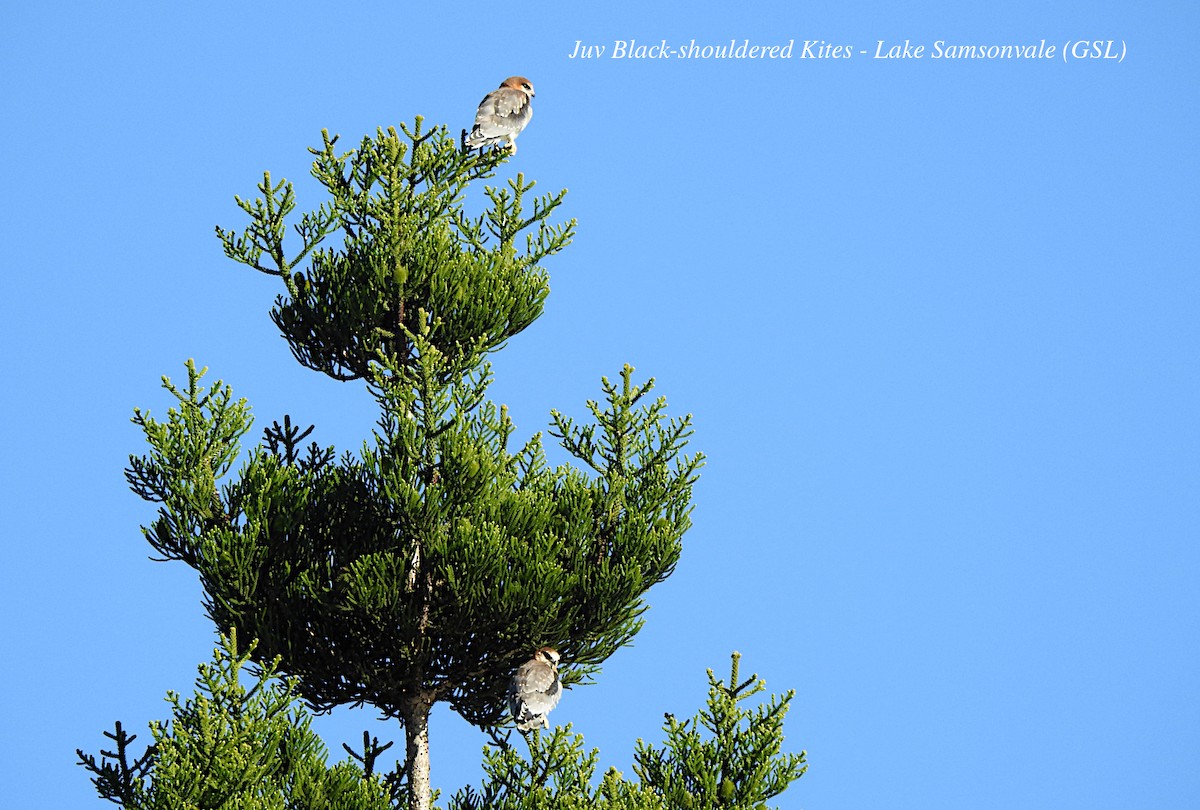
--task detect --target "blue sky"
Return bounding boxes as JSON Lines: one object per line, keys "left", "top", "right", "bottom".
{"left": 2, "top": 1, "right": 1196, "bottom": 806}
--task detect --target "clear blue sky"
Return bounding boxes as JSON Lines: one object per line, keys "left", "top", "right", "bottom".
{"left": 2, "top": 1, "right": 1196, "bottom": 806}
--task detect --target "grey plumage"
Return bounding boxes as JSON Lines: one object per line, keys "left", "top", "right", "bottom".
{"left": 507, "top": 647, "right": 562, "bottom": 731}
{"left": 465, "top": 76, "right": 535, "bottom": 153}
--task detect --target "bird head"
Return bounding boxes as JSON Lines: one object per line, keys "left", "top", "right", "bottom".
{"left": 500, "top": 76, "right": 535, "bottom": 98}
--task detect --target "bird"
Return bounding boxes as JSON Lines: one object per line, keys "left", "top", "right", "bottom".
{"left": 465, "top": 76, "right": 535, "bottom": 154}
{"left": 507, "top": 646, "right": 562, "bottom": 731}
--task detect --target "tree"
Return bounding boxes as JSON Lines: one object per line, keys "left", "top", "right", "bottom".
{"left": 446, "top": 652, "right": 807, "bottom": 810}
{"left": 632, "top": 652, "right": 808, "bottom": 808}
{"left": 123, "top": 119, "right": 703, "bottom": 810}
{"left": 77, "top": 632, "right": 399, "bottom": 809}
{"left": 79, "top": 644, "right": 806, "bottom": 810}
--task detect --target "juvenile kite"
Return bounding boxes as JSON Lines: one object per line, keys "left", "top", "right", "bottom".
{"left": 507, "top": 647, "right": 562, "bottom": 730}
{"left": 465, "top": 76, "right": 535, "bottom": 153}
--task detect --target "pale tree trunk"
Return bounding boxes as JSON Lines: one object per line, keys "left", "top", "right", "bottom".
{"left": 402, "top": 693, "right": 434, "bottom": 810}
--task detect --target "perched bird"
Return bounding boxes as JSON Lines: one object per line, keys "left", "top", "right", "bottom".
{"left": 508, "top": 647, "right": 562, "bottom": 731}
{"left": 465, "top": 76, "right": 535, "bottom": 153}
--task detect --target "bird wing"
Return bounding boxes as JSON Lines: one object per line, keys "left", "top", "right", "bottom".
{"left": 513, "top": 660, "right": 561, "bottom": 713}
{"left": 481, "top": 86, "right": 532, "bottom": 120}
{"left": 471, "top": 86, "right": 533, "bottom": 138}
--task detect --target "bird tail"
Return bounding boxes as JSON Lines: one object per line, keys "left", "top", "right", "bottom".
{"left": 463, "top": 128, "right": 489, "bottom": 151}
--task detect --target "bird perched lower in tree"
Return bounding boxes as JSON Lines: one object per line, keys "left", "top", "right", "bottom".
{"left": 465, "top": 76, "right": 535, "bottom": 153}
{"left": 508, "top": 647, "right": 562, "bottom": 731}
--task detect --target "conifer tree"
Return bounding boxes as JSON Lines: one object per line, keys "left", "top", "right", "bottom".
{"left": 80, "top": 645, "right": 805, "bottom": 810}
{"left": 123, "top": 119, "right": 703, "bottom": 810}
{"left": 77, "top": 632, "right": 399, "bottom": 809}
{"left": 632, "top": 652, "right": 808, "bottom": 808}
{"left": 446, "top": 652, "right": 806, "bottom": 810}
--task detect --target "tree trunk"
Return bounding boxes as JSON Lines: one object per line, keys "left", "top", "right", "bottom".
{"left": 403, "top": 693, "right": 433, "bottom": 810}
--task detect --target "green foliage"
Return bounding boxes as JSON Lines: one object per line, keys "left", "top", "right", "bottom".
{"left": 121, "top": 118, "right": 707, "bottom": 809}
{"left": 214, "top": 119, "right": 572, "bottom": 383}
{"left": 124, "top": 358, "right": 701, "bottom": 726}
{"left": 446, "top": 725, "right": 669, "bottom": 810}
{"left": 446, "top": 654, "right": 805, "bottom": 810}
{"left": 634, "top": 652, "right": 807, "bottom": 809}
{"left": 77, "top": 633, "right": 398, "bottom": 809}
